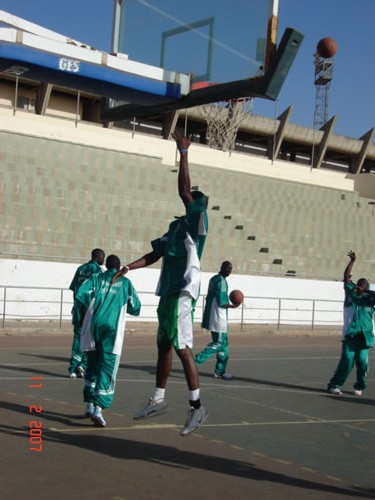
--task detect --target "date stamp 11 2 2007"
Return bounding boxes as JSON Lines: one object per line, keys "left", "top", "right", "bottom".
{"left": 29, "top": 375, "right": 43, "bottom": 453}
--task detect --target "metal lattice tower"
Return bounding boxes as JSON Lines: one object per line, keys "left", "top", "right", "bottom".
{"left": 313, "top": 54, "right": 334, "bottom": 129}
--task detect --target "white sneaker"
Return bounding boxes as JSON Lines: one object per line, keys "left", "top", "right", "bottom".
{"left": 181, "top": 405, "right": 208, "bottom": 436}
{"left": 76, "top": 366, "right": 85, "bottom": 378}
{"left": 133, "top": 398, "right": 168, "bottom": 420}
{"left": 91, "top": 406, "right": 106, "bottom": 427}
{"left": 214, "top": 372, "right": 233, "bottom": 380}
{"left": 84, "top": 402, "right": 95, "bottom": 418}
{"left": 69, "top": 372, "right": 77, "bottom": 379}
{"left": 354, "top": 389, "right": 362, "bottom": 396}
{"left": 328, "top": 387, "right": 342, "bottom": 395}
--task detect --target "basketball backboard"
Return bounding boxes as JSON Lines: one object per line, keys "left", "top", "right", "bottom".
{"left": 113, "top": 0, "right": 276, "bottom": 86}
{"left": 0, "top": 4, "right": 301, "bottom": 123}
{"left": 104, "top": 0, "right": 303, "bottom": 121}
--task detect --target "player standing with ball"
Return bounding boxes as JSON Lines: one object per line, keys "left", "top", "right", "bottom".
{"left": 194, "top": 261, "right": 242, "bottom": 380}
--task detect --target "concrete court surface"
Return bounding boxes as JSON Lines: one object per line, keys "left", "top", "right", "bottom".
{"left": 1, "top": 325, "right": 375, "bottom": 500}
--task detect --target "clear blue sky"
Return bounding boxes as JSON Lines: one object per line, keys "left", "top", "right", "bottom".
{"left": 1, "top": 0, "right": 374, "bottom": 138}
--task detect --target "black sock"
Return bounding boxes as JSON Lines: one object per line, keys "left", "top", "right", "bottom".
{"left": 189, "top": 399, "right": 201, "bottom": 409}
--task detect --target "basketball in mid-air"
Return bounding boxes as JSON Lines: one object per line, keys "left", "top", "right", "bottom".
{"left": 316, "top": 37, "right": 337, "bottom": 59}
{"left": 229, "top": 289, "right": 244, "bottom": 305}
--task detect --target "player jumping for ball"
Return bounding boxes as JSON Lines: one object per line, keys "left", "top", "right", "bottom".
{"left": 111, "top": 130, "right": 209, "bottom": 436}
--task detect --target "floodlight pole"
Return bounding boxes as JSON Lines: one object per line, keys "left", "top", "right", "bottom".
{"left": 313, "top": 54, "right": 333, "bottom": 130}
{"left": 312, "top": 52, "right": 334, "bottom": 169}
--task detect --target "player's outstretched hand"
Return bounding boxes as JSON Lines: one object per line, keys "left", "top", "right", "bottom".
{"left": 347, "top": 250, "right": 356, "bottom": 261}
{"left": 228, "top": 302, "right": 241, "bottom": 308}
{"left": 110, "top": 267, "right": 128, "bottom": 286}
{"left": 172, "top": 130, "right": 191, "bottom": 151}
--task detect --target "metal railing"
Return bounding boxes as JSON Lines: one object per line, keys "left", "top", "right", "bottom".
{"left": 0, "top": 285, "right": 344, "bottom": 330}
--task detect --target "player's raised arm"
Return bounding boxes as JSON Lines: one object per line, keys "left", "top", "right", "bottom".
{"left": 344, "top": 250, "right": 356, "bottom": 283}
{"left": 172, "top": 130, "right": 193, "bottom": 206}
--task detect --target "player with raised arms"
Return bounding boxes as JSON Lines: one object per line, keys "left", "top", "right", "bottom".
{"left": 111, "top": 130, "right": 209, "bottom": 435}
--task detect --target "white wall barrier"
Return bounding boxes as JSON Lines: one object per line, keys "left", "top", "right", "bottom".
{"left": 0, "top": 258, "right": 347, "bottom": 329}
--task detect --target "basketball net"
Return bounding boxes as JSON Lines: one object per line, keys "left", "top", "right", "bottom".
{"left": 198, "top": 97, "right": 253, "bottom": 152}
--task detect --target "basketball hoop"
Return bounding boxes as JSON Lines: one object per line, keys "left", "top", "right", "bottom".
{"left": 198, "top": 97, "right": 253, "bottom": 152}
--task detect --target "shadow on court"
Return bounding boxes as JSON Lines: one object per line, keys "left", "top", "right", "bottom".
{"left": 1, "top": 332, "right": 375, "bottom": 500}
{"left": 1, "top": 423, "right": 374, "bottom": 499}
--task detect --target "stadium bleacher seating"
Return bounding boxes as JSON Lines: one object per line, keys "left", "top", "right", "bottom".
{"left": 1, "top": 130, "right": 374, "bottom": 281}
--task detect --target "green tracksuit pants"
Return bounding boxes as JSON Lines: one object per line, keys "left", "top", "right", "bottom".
{"left": 328, "top": 333, "right": 369, "bottom": 391}
{"left": 69, "top": 325, "right": 87, "bottom": 374}
{"left": 194, "top": 331, "right": 229, "bottom": 375}
{"left": 83, "top": 349, "right": 120, "bottom": 409}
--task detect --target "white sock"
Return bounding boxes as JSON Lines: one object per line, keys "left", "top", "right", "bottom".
{"left": 189, "top": 389, "right": 200, "bottom": 401}
{"left": 153, "top": 387, "right": 165, "bottom": 401}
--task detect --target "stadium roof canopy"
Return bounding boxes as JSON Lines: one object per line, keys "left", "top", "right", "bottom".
{"left": 0, "top": 10, "right": 373, "bottom": 175}
{"left": 0, "top": 9, "right": 304, "bottom": 121}
{"left": 0, "top": 10, "right": 189, "bottom": 107}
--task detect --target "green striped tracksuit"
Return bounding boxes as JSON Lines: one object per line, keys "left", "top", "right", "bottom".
{"left": 76, "top": 268, "right": 141, "bottom": 409}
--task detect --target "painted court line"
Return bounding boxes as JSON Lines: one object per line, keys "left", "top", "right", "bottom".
{"left": 0, "top": 347, "right": 70, "bottom": 351}
{"left": 0, "top": 377, "right": 76, "bottom": 381}
{"left": 49, "top": 418, "right": 375, "bottom": 433}
{"left": 1, "top": 362, "right": 66, "bottom": 367}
